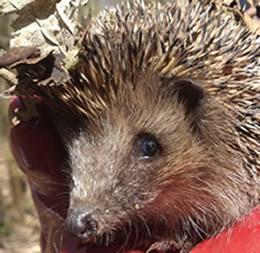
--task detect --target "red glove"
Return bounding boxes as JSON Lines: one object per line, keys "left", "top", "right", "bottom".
{"left": 191, "top": 205, "right": 260, "bottom": 253}
{"left": 9, "top": 97, "right": 260, "bottom": 253}
{"left": 9, "top": 96, "right": 83, "bottom": 253}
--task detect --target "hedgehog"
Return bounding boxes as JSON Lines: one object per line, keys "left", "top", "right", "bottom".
{"left": 4, "top": 0, "right": 260, "bottom": 252}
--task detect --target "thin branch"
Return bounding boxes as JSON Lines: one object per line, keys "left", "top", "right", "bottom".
{"left": 0, "top": 68, "right": 18, "bottom": 85}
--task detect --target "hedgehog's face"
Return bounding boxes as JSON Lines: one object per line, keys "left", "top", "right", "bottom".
{"left": 65, "top": 77, "right": 205, "bottom": 247}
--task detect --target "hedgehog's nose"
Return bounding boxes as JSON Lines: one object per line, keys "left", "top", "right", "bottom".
{"left": 66, "top": 209, "right": 97, "bottom": 242}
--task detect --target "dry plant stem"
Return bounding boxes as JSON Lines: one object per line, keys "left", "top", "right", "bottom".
{"left": 0, "top": 68, "right": 18, "bottom": 86}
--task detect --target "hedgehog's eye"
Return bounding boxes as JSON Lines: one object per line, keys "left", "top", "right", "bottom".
{"left": 139, "top": 134, "right": 161, "bottom": 159}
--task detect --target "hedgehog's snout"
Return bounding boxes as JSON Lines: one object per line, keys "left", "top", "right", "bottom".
{"left": 66, "top": 208, "right": 98, "bottom": 242}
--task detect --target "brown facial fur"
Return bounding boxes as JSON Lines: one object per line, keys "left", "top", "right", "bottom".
{"left": 67, "top": 72, "right": 259, "bottom": 246}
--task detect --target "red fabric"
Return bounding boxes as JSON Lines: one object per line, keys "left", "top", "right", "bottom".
{"left": 9, "top": 97, "right": 260, "bottom": 253}
{"left": 191, "top": 205, "right": 260, "bottom": 253}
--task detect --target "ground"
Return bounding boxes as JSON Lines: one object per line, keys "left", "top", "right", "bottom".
{"left": 0, "top": 146, "right": 40, "bottom": 253}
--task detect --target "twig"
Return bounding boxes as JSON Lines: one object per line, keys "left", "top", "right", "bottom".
{"left": 0, "top": 68, "right": 18, "bottom": 85}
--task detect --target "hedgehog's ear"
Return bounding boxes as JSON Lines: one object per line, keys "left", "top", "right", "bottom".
{"left": 162, "top": 78, "right": 204, "bottom": 112}
{"left": 174, "top": 78, "right": 204, "bottom": 111}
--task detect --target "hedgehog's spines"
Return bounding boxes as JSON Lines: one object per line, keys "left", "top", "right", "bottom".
{"left": 16, "top": 1, "right": 259, "bottom": 174}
